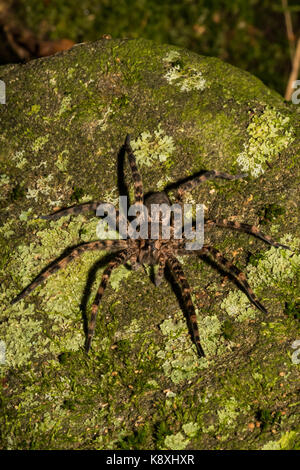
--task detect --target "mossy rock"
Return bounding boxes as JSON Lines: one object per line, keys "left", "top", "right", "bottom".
{"left": 0, "top": 38, "right": 299, "bottom": 450}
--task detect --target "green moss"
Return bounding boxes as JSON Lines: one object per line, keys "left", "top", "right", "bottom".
{"left": 27, "top": 104, "right": 41, "bottom": 116}
{"left": 259, "top": 203, "right": 286, "bottom": 223}
{"left": 0, "top": 38, "right": 299, "bottom": 451}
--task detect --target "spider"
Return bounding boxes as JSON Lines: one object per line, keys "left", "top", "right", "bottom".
{"left": 11, "top": 135, "right": 290, "bottom": 357}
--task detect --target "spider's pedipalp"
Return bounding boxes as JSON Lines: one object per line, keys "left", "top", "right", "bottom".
{"left": 11, "top": 240, "right": 129, "bottom": 305}
{"left": 167, "top": 254, "right": 205, "bottom": 357}
{"left": 124, "top": 134, "right": 144, "bottom": 205}
{"left": 205, "top": 219, "right": 291, "bottom": 250}
{"left": 176, "top": 170, "right": 247, "bottom": 200}
{"left": 85, "top": 249, "right": 132, "bottom": 352}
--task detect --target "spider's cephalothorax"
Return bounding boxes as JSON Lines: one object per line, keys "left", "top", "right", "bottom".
{"left": 11, "top": 134, "right": 291, "bottom": 357}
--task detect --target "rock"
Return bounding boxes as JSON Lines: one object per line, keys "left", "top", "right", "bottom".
{"left": 0, "top": 38, "right": 299, "bottom": 450}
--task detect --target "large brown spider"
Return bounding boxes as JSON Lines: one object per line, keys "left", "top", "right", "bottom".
{"left": 11, "top": 135, "right": 290, "bottom": 356}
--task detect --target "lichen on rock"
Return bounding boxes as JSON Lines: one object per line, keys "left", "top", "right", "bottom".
{"left": 236, "top": 106, "right": 295, "bottom": 177}
{"left": 0, "top": 38, "right": 299, "bottom": 450}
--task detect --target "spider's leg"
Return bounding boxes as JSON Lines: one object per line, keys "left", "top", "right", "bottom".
{"left": 167, "top": 254, "right": 205, "bottom": 357}
{"left": 129, "top": 253, "right": 140, "bottom": 271}
{"left": 154, "top": 254, "right": 166, "bottom": 287}
{"left": 85, "top": 249, "right": 131, "bottom": 352}
{"left": 124, "top": 134, "right": 144, "bottom": 206}
{"left": 199, "top": 245, "right": 268, "bottom": 314}
{"left": 38, "top": 202, "right": 128, "bottom": 234}
{"left": 38, "top": 202, "right": 103, "bottom": 220}
{"left": 205, "top": 219, "right": 291, "bottom": 250}
{"left": 175, "top": 170, "right": 247, "bottom": 201}
{"left": 11, "top": 240, "right": 129, "bottom": 305}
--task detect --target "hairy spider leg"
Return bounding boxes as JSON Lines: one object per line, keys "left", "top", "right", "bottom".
{"left": 129, "top": 253, "right": 140, "bottom": 271}
{"left": 154, "top": 254, "right": 166, "bottom": 287}
{"left": 38, "top": 202, "right": 128, "bottom": 235}
{"left": 175, "top": 170, "right": 247, "bottom": 201}
{"left": 39, "top": 202, "right": 104, "bottom": 220}
{"left": 204, "top": 219, "right": 291, "bottom": 250}
{"left": 194, "top": 245, "right": 268, "bottom": 314}
{"left": 167, "top": 254, "right": 205, "bottom": 357}
{"left": 85, "top": 249, "right": 132, "bottom": 352}
{"left": 11, "top": 240, "right": 128, "bottom": 305}
{"left": 124, "top": 134, "right": 144, "bottom": 206}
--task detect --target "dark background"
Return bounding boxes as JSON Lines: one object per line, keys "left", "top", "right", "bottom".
{"left": 0, "top": 0, "right": 299, "bottom": 98}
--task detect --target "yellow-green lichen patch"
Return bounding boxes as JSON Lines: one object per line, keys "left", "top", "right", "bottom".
{"left": 0, "top": 174, "right": 10, "bottom": 201}
{"left": 109, "top": 264, "right": 132, "bottom": 291}
{"left": 0, "top": 174, "right": 10, "bottom": 186}
{"left": 26, "top": 173, "right": 70, "bottom": 207}
{"left": 164, "top": 432, "right": 190, "bottom": 450}
{"left": 0, "top": 219, "right": 14, "bottom": 239}
{"left": 221, "top": 290, "right": 256, "bottom": 323}
{"left": 157, "top": 309, "right": 226, "bottom": 384}
{"left": 130, "top": 126, "right": 175, "bottom": 167}
{"left": 163, "top": 51, "right": 206, "bottom": 92}
{"left": 55, "top": 150, "right": 69, "bottom": 172}
{"left": 217, "top": 397, "right": 241, "bottom": 430}
{"left": 96, "top": 106, "right": 113, "bottom": 132}
{"left": 11, "top": 150, "right": 28, "bottom": 169}
{"left": 27, "top": 104, "right": 41, "bottom": 116}
{"left": 31, "top": 135, "right": 49, "bottom": 153}
{"left": 182, "top": 421, "right": 200, "bottom": 438}
{"left": 261, "top": 430, "right": 298, "bottom": 450}
{"left": 221, "top": 234, "right": 300, "bottom": 322}
{"left": 246, "top": 234, "right": 300, "bottom": 289}
{"left": 2, "top": 212, "right": 139, "bottom": 364}
{"left": 58, "top": 95, "right": 72, "bottom": 116}
{"left": 157, "top": 316, "right": 201, "bottom": 384}
{"left": 237, "top": 107, "right": 294, "bottom": 177}
{"left": 0, "top": 300, "right": 49, "bottom": 368}
{"left": 1, "top": 215, "right": 111, "bottom": 365}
